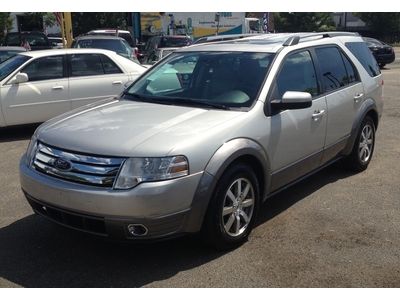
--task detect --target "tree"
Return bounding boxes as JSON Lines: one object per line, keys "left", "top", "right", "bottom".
{"left": 72, "top": 13, "right": 129, "bottom": 36}
{"left": 354, "top": 13, "right": 400, "bottom": 36}
{"left": 23, "top": 13, "right": 56, "bottom": 28}
{"left": 0, "top": 12, "right": 13, "bottom": 43}
{"left": 274, "top": 12, "right": 336, "bottom": 32}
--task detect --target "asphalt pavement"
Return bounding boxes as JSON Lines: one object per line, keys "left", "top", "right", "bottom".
{"left": 0, "top": 49, "right": 399, "bottom": 287}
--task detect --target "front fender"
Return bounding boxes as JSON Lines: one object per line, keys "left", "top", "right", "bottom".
{"left": 183, "top": 138, "right": 271, "bottom": 233}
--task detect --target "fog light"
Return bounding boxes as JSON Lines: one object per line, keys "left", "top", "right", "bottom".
{"left": 127, "top": 224, "right": 148, "bottom": 236}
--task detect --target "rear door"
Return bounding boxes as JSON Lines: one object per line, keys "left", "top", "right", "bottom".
{"left": 68, "top": 53, "right": 129, "bottom": 109}
{"left": 0, "top": 55, "right": 69, "bottom": 126}
{"left": 314, "top": 46, "right": 365, "bottom": 163}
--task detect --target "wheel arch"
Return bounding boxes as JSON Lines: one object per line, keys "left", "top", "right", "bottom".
{"left": 342, "top": 99, "right": 379, "bottom": 156}
{"left": 183, "top": 138, "right": 271, "bottom": 233}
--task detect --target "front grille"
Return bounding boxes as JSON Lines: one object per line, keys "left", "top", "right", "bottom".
{"left": 27, "top": 194, "right": 107, "bottom": 235}
{"left": 32, "top": 142, "right": 125, "bottom": 188}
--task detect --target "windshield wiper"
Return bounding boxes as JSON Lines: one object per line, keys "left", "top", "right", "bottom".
{"left": 163, "top": 97, "right": 231, "bottom": 110}
{"left": 123, "top": 92, "right": 230, "bottom": 110}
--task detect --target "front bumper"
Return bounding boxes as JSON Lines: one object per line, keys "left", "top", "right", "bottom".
{"left": 20, "top": 154, "right": 204, "bottom": 239}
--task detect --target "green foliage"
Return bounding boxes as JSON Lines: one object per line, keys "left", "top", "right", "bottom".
{"left": 0, "top": 12, "right": 13, "bottom": 43}
{"left": 273, "top": 12, "right": 336, "bottom": 32}
{"left": 23, "top": 12, "right": 56, "bottom": 29}
{"left": 354, "top": 13, "right": 400, "bottom": 34}
{"left": 72, "top": 13, "right": 129, "bottom": 36}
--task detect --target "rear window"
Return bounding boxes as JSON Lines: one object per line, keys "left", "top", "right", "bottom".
{"left": 345, "top": 42, "right": 380, "bottom": 77}
{"left": 76, "top": 39, "right": 127, "bottom": 54}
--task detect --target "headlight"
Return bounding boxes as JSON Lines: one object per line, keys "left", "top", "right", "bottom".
{"left": 26, "top": 135, "right": 38, "bottom": 165}
{"left": 114, "top": 156, "right": 189, "bottom": 189}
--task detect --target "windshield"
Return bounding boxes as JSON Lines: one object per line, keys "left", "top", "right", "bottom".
{"left": 0, "top": 54, "right": 30, "bottom": 81}
{"left": 0, "top": 50, "right": 24, "bottom": 63}
{"left": 125, "top": 51, "right": 274, "bottom": 108}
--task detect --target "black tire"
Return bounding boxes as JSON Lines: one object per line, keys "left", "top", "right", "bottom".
{"left": 201, "top": 163, "right": 260, "bottom": 250}
{"left": 379, "top": 63, "right": 386, "bottom": 69}
{"left": 343, "top": 116, "right": 375, "bottom": 172}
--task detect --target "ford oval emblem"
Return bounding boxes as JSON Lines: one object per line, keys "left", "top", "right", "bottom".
{"left": 54, "top": 158, "right": 72, "bottom": 171}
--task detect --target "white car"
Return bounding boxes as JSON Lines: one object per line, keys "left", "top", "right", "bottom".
{"left": 0, "top": 48, "right": 145, "bottom": 127}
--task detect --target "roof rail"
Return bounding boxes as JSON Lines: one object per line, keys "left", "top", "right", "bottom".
{"left": 282, "top": 32, "right": 360, "bottom": 47}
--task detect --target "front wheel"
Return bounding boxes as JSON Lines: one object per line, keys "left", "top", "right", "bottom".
{"left": 202, "top": 163, "right": 260, "bottom": 250}
{"left": 343, "top": 116, "right": 375, "bottom": 172}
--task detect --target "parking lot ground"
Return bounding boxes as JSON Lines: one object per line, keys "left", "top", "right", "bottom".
{"left": 0, "top": 49, "right": 399, "bottom": 287}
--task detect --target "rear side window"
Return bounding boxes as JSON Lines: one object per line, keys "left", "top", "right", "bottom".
{"left": 315, "top": 47, "right": 349, "bottom": 92}
{"left": 345, "top": 42, "right": 380, "bottom": 77}
{"left": 70, "top": 54, "right": 104, "bottom": 76}
{"left": 99, "top": 54, "right": 122, "bottom": 74}
{"left": 21, "top": 56, "right": 64, "bottom": 82}
{"left": 272, "top": 50, "right": 319, "bottom": 99}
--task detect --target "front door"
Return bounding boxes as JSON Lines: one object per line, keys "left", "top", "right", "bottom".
{"left": 0, "top": 55, "right": 69, "bottom": 126}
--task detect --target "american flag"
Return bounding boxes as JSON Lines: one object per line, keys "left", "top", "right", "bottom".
{"left": 54, "top": 12, "right": 63, "bottom": 26}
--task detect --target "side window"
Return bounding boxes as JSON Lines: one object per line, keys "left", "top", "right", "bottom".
{"left": 315, "top": 47, "right": 348, "bottom": 93}
{"left": 345, "top": 42, "right": 380, "bottom": 77}
{"left": 70, "top": 54, "right": 104, "bottom": 77}
{"left": 341, "top": 52, "right": 358, "bottom": 84}
{"left": 21, "top": 56, "right": 64, "bottom": 82}
{"left": 273, "top": 50, "right": 319, "bottom": 100}
{"left": 99, "top": 55, "right": 122, "bottom": 74}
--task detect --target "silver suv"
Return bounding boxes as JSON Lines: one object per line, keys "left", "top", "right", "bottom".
{"left": 20, "top": 32, "right": 383, "bottom": 249}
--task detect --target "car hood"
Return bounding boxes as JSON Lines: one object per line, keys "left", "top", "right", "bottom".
{"left": 37, "top": 99, "right": 244, "bottom": 157}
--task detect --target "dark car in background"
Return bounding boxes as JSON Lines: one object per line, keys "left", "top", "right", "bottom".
{"left": 141, "top": 35, "right": 192, "bottom": 63}
{"left": 3, "top": 31, "right": 51, "bottom": 51}
{"left": 0, "top": 46, "right": 26, "bottom": 63}
{"left": 72, "top": 35, "right": 140, "bottom": 64}
{"left": 363, "top": 37, "right": 395, "bottom": 68}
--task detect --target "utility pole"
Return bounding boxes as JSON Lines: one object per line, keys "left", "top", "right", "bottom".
{"left": 63, "top": 12, "right": 73, "bottom": 47}
{"left": 215, "top": 13, "right": 220, "bottom": 35}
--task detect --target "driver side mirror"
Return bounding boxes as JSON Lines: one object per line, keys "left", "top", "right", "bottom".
{"left": 11, "top": 72, "right": 29, "bottom": 84}
{"left": 271, "top": 91, "right": 312, "bottom": 110}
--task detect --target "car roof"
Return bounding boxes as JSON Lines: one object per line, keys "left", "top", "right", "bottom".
{"left": 0, "top": 46, "right": 27, "bottom": 51}
{"left": 179, "top": 32, "right": 363, "bottom": 53}
{"left": 88, "top": 29, "right": 131, "bottom": 34}
{"left": 17, "top": 48, "right": 121, "bottom": 58}
{"left": 75, "top": 35, "right": 125, "bottom": 41}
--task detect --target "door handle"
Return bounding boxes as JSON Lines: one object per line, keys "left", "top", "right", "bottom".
{"left": 354, "top": 93, "right": 364, "bottom": 103}
{"left": 112, "top": 81, "right": 122, "bottom": 85}
{"left": 312, "top": 109, "right": 325, "bottom": 121}
{"left": 52, "top": 86, "right": 64, "bottom": 90}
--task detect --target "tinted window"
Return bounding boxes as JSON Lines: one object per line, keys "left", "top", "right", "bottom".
{"left": 315, "top": 47, "right": 349, "bottom": 92}
{"left": 76, "top": 39, "right": 127, "bottom": 55}
{"left": 159, "top": 37, "right": 191, "bottom": 47}
{"left": 127, "top": 51, "right": 274, "bottom": 108}
{"left": 341, "top": 52, "right": 358, "bottom": 84}
{"left": 100, "top": 54, "right": 122, "bottom": 74}
{"left": 0, "top": 55, "right": 30, "bottom": 81}
{"left": 70, "top": 54, "right": 104, "bottom": 76}
{"left": 0, "top": 50, "right": 23, "bottom": 63}
{"left": 345, "top": 42, "right": 380, "bottom": 77}
{"left": 273, "top": 51, "right": 319, "bottom": 99}
{"left": 22, "top": 56, "right": 64, "bottom": 81}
